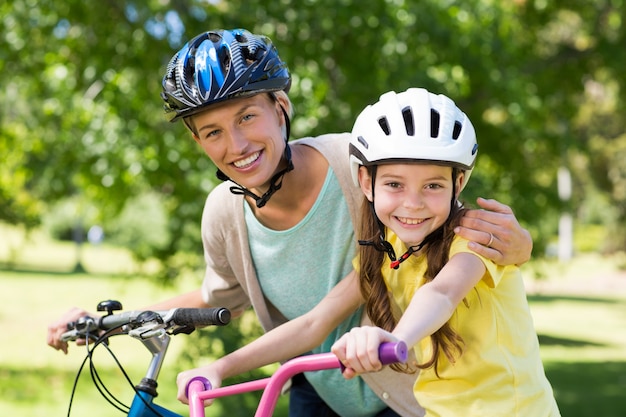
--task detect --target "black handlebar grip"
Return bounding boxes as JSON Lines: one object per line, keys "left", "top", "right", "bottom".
{"left": 171, "top": 308, "right": 231, "bottom": 327}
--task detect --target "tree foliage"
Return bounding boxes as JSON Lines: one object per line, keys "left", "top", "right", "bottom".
{"left": 2, "top": 0, "right": 625, "bottom": 272}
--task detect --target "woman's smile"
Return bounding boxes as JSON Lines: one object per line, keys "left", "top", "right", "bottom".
{"left": 233, "top": 151, "right": 262, "bottom": 169}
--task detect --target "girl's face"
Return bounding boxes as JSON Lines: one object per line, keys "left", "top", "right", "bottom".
{"left": 359, "top": 164, "right": 463, "bottom": 248}
{"left": 189, "top": 93, "right": 287, "bottom": 192}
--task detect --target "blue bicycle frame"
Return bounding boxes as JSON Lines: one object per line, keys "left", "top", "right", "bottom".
{"left": 128, "top": 391, "right": 181, "bottom": 417}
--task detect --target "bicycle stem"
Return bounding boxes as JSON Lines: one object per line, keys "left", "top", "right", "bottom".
{"left": 140, "top": 333, "right": 171, "bottom": 384}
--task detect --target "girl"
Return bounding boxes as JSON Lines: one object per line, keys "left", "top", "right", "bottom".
{"left": 332, "top": 88, "right": 561, "bottom": 416}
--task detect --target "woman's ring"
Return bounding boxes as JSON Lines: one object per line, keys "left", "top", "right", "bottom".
{"left": 487, "top": 233, "right": 494, "bottom": 248}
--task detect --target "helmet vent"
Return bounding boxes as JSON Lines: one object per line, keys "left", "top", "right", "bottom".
{"left": 402, "top": 107, "right": 415, "bottom": 136}
{"left": 430, "top": 109, "right": 440, "bottom": 138}
{"left": 378, "top": 117, "right": 391, "bottom": 135}
{"left": 452, "top": 121, "right": 462, "bottom": 140}
{"left": 357, "top": 135, "right": 369, "bottom": 149}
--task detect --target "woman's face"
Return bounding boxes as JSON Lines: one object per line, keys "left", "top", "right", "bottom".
{"left": 359, "top": 163, "right": 463, "bottom": 247}
{"left": 189, "top": 93, "right": 287, "bottom": 191}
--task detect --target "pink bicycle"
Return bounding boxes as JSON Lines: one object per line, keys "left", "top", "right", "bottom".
{"left": 186, "top": 341, "right": 408, "bottom": 417}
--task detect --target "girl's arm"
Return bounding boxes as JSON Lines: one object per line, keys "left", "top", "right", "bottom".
{"left": 176, "top": 270, "right": 363, "bottom": 403}
{"left": 332, "top": 253, "right": 485, "bottom": 377}
{"left": 392, "top": 252, "right": 485, "bottom": 347}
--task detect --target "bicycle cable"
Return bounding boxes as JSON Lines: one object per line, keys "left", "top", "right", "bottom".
{"left": 65, "top": 325, "right": 170, "bottom": 417}
{"left": 88, "top": 331, "right": 132, "bottom": 413}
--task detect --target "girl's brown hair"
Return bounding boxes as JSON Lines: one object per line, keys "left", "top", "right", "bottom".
{"left": 357, "top": 167, "right": 467, "bottom": 376}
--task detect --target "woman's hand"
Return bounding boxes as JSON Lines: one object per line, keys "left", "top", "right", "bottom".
{"left": 176, "top": 366, "right": 223, "bottom": 405}
{"left": 47, "top": 307, "right": 94, "bottom": 354}
{"left": 455, "top": 197, "right": 533, "bottom": 266}
{"left": 331, "top": 326, "right": 398, "bottom": 379}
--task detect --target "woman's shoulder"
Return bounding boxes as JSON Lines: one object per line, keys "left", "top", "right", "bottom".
{"left": 203, "top": 182, "right": 241, "bottom": 222}
{"left": 292, "top": 132, "right": 351, "bottom": 154}
{"left": 292, "top": 133, "right": 352, "bottom": 176}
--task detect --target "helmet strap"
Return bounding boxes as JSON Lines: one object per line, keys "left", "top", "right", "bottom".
{"left": 358, "top": 166, "right": 400, "bottom": 262}
{"left": 216, "top": 105, "right": 293, "bottom": 208}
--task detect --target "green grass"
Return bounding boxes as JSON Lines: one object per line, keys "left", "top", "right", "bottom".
{"left": 530, "top": 294, "right": 626, "bottom": 416}
{"left": 1, "top": 223, "right": 625, "bottom": 416}
{"left": 0, "top": 269, "right": 193, "bottom": 417}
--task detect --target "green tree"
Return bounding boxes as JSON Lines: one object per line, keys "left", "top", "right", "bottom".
{"left": 3, "top": 2, "right": 625, "bottom": 415}
{"left": 1, "top": 0, "right": 625, "bottom": 270}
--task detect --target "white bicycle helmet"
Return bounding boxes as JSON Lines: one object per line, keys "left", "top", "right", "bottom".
{"left": 349, "top": 88, "right": 478, "bottom": 191}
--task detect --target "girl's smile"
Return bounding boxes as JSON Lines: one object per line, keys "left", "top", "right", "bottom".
{"left": 395, "top": 216, "right": 429, "bottom": 226}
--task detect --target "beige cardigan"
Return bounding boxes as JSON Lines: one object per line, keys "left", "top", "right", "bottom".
{"left": 200, "top": 133, "right": 424, "bottom": 416}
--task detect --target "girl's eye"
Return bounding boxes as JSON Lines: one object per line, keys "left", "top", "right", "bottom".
{"left": 426, "top": 183, "right": 443, "bottom": 190}
{"left": 242, "top": 113, "right": 255, "bottom": 122}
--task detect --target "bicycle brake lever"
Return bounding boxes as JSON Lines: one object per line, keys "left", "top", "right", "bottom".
{"left": 128, "top": 311, "right": 167, "bottom": 339}
{"left": 168, "top": 324, "right": 195, "bottom": 335}
{"left": 129, "top": 326, "right": 166, "bottom": 339}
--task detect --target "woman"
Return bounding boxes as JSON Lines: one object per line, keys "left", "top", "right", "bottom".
{"left": 48, "top": 29, "right": 533, "bottom": 417}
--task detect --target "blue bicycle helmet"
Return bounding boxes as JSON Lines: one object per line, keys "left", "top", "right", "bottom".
{"left": 161, "top": 28, "right": 291, "bottom": 122}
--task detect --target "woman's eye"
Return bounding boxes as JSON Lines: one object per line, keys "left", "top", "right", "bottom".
{"left": 200, "top": 129, "right": 221, "bottom": 141}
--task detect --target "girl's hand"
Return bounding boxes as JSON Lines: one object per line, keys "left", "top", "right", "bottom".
{"left": 331, "top": 326, "right": 398, "bottom": 379}
{"left": 455, "top": 197, "right": 533, "bottom": 266}
{"left": 176, "top": 366, "right": 223, "bottom": 405}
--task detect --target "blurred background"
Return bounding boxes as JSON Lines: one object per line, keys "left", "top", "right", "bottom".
{"left": 1, "top": 0, "right": 625, "bottom": 416}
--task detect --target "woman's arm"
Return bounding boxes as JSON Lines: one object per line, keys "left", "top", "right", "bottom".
{"left": 332, "top": 253, "right": 485, "bottom": 377}
{"left": 176, "top": 270, "right": 363, "bottom": 403}
{"left": 145, "top": 288, "right": 210, "bottom": 310}
{"left": 455, "top": 197, "right": 532, "bottom": 266}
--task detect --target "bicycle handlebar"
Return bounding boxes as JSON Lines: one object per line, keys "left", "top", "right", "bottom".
{"left": 187, "top": 341, "right": 408, "bottom": 417}
{"left": 169, "top": 308, "right": 231, "bottom": 328}
{"left": 60, "top": 300, "right": 232, "bottom": 417}
{"left": 61, "top": 306, "right": 231, "bottom": 342}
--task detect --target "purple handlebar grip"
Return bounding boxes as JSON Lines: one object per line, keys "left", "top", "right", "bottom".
{"left": 378, "top": 341, "right": 408, "bottom": 365}
{"left": 339, "top": 341, "right": 408, "bottom": 372}
{"left": 186, "top": 376, "right": 212, "bottom": 397}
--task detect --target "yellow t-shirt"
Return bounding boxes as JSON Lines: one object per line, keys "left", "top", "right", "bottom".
{"left": 377, "top": 232, "right": 560, "bottom": 417}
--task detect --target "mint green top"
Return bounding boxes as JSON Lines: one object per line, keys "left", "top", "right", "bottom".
{"left": 201, "top": 133, "right": 424, "bottom": 416}
{"left": 245, "top": 167, "right": 387, "bottom": 417}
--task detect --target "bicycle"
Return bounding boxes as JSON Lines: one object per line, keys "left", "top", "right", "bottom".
{"left": 185, "top": 341, "right": 408, "bottom": 417}
{"left": 62, "top": 299, "right": 407, "bottom": 417}
{"left": 61, "top": 299, "right": 231, "bottom": 417}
